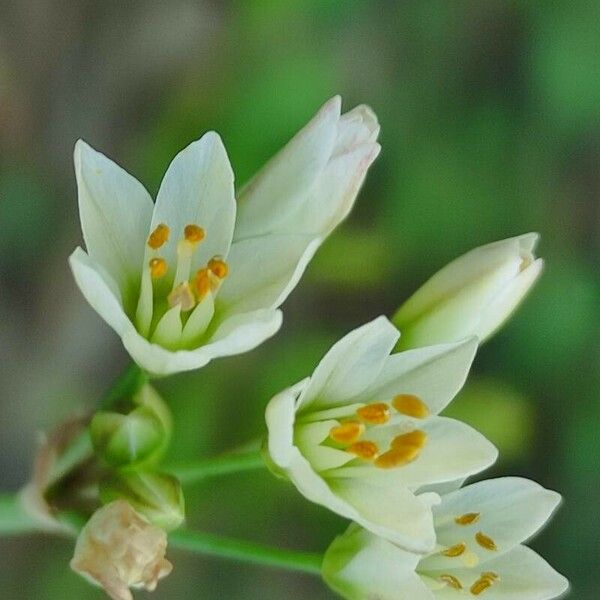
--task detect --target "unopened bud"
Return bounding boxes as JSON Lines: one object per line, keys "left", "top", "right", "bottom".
{"left": 393, "top": 233, "right": 543, "bottom": 349}
{"left": 100, "top": 472, "right": 185, "bottom": 532}
{"left": 90, "top": 384, "right": 171, "bottom": 469}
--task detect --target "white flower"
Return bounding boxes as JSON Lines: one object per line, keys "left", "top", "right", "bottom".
{"left": 70, "top": 96, "right": 380, "bottom": 376}
{"left": 265, "top": 317, "right": 497, "bottom": 554}
{"left": 393, "top": 234, "right": 544, "bottom": 349}
{"left": 70, "top": 500, "right": 172, "bottom": 600}
{"left": 322, "top": 477, "right": 569, "bottom": 600}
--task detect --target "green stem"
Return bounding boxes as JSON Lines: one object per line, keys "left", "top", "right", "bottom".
{"left": 101, "top": 362, "right": 147, "bottom": 409}
{"left": 0, "top": 493, "right": 322, "bottom": 576}
{"left": 168, "top": 450, "right": 265, "bottom": 484}
{"left": 0, "top": 493, "right": 39, "bottom": 535}
{"left": 169, "top": 529, "right": 323, "bottom": 575}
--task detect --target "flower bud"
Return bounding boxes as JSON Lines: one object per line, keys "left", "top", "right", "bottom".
{"left": 100, "top": 471, "right": 185, "bottom": 532}
{"left": 90, "top": 384, "right": 172, "bottom": 469}
{"left": 393, "top": 233, "right": 543, "bottom": 349}
{"left": 71, "top": 500, "right": 172, "bottom": 600}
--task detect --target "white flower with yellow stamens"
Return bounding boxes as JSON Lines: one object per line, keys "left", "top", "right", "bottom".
{"left": 264, "top": 316, "right": 498, "bottom": 553}
{"left": 322, "top": 477, "right": 569, "bottom": 600}
{"left": 69, "top": 96, "right": 380, "bottom": 375}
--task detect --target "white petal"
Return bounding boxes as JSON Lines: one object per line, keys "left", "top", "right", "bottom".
{"left": 477, "top": 258, "right": 543, "bottom": 341}
{"left": 69, "top": 247, "right": 131, "bottom": 336}
{"left": 327, "top": 474, "right": 438, "bottom": 553}
{"left": 298, "top": 317, "right": 400, "bottom": 411}
{"left": 265, "top": 384, "right": 307, "bottom": 468}
{"left": 235, "top": 97, "right": 341, "bottom": 239}
{"left": 358, "top": 337, "right": 478, "bottom": 415}
{"left": 235, "top": 97, "right": 380, "bottom": 239}
{"left": 277, "top": 446, "right": 437, "bottom": 553}
{"left": 74, "top": 140, "right": 154, "bottom": 304}
{"left": 122, "top": 308, "right": 282, "bottom": 376}
{"left": 217, "top": 234, "right": 321, "bottom": 313}
{"left": 427, "top": 545, "right": 569, "bottom": 600}
{"left": 149, "top": 133, "right": 235, "bottom": 276}
{"left": 323, "top": 525, "right": 434, "bottom": 600}
{"left": 298, "top": 138, "right": 380, "bottom": 237}
{"left": 420, "top": 477, "right": 562, "bottom": 571}
{"left": 331, "top": 417, "right": 498, "bottom": 490}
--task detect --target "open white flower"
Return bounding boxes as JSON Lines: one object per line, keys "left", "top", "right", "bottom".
{"left": 393, "top": 234, "right": 544, "bottom": 350}
{"left": 265, "top": 317, "right": 497, "bottom": 553}
{"left": 70, "top": 500, "right": 172, "bottom": 600}
{"left": 70, "top": 96, "right": 379, "bottom": 375}
{"left": 322, "top": 477, "right": 569, "bottom": 600}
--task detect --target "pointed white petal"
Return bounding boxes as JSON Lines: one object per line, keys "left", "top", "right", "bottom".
{"left": 427, "top": 545, "right": 569, "bottom": 600}
{"left": 323, "top": 525, "right": 435, "bottom": 600}
{"left": 477, "top": 258, "right": 544, "bottom": 341}
{"left": 217, "top": 234, "right": 321, "bottom": 313}
{"left": 69, "top": 247, "right": 131, "bottom": 336}
{"left": 331, "top": 417, "right": 498, "bottom": 490}
{"left": 327, "top": 474, "right": 438, "bottom": 553}
{"left": 74, "top": 140, "right": 154, "bottom": 304}
{"left": 420, "top": 478, "right": 562, "bottom": 571}
{"left": 298, "top": 317, "right": 400, "bottom": 411}
{"left": 122, "top": 308, "right": 281, "bottom": 376}
{"left": 235, "top": 97, "right": 380, "bottom": 239}
{"left": 358, "top": 337, "right": 478, "bottom": 415}
{"left": 235, "top": 97, "right": 341, "bottom": 239}
{"left": 149, "top": 133, "right": 235, "bottom": 277}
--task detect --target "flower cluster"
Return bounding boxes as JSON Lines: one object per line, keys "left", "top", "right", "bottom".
{"left": 59, "top": 96, "right": 566, "bottom": 600}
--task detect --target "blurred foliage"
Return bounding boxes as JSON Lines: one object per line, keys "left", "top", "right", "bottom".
{"left": 0, "top": 1, "right": 599, "bottom": 598}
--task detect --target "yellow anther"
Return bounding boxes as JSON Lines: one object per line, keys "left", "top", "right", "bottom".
{"left": 374, "top": 444, "right": 421, "bottom": 469}
{"left": 208, "top": 256, "right": 229, "bottom": 279}
{"left": 184, "top": 224, "right": 205, "bottom": 244}
{"left": 148, "top": 223, "right": 170, "bottom": 249}
{"left": 149, "top": 257, "right": 167, "bottom": 279}
{"left": 392, "top": 394, "right": 430, "bottom": 419}
{"left": 167, "top": 282, "right": 196, "bottom": 311}
{"left": 391, "top": 429, "right": 427, "bottom": 450}
{"left": 441, "top": 542, "right": 467, "bottom": 558}
{"left": 455, "top": 512, "right": 481, "bottom": 526}
{"left": 470, "top": 577, "right": 493, "bottom": 595}
{"left": 475, "top": 532, "right": 498, "bottom": 551}
{"left": 356, "top": 402, "right": 391, "bottom": 425}
{"left": 439, "top": 574, "right": 463, "bottom": 590}
{"left": 346, "top": 441, "right": 379, "bottom": 461}
{"left": 194, "top": 268, "right": 212, "bottom": 300}
{"left": 329, "top": 422, "right": 365, "bottom": 445}
{"left": 481, "top": 572, "right": 500, "bottom": 582}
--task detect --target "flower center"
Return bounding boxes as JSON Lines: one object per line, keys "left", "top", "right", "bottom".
{"left": 327, "top": 393, "right": 430, "bottom": 469}
{"left": 430, "top": 511, "right": 500, "bottom": 595}
{"left": 135, "top": 223, "right": 230, "bottom": 347}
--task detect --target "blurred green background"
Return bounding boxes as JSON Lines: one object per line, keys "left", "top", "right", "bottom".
{"left": 1, "top": 1, "right": 598, "bottom": 598}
